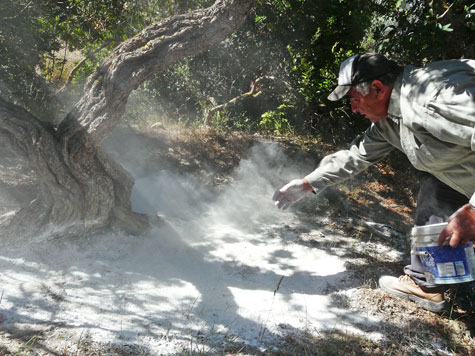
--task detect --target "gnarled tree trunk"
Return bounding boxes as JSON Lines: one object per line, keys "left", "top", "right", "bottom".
{"left": 0, "top": 0, "right": 254, "bottom": 242}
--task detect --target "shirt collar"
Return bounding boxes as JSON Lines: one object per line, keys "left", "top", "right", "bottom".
{"left": 387, "top": 74, "right": 403, "bottom": 119}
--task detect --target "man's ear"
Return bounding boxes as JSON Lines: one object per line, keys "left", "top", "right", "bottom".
{"left": 371, "top": 80, "right": 387, "bottom": 99}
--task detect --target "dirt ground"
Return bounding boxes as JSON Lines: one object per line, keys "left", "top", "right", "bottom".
{"left": 0, "top": 124, "right": 474, "bottom": 356}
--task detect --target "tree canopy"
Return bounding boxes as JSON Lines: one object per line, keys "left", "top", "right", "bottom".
{"left": 1, "top": 0, "right": 473, "bottom": 139}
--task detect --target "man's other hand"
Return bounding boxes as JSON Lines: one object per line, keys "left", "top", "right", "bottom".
{"left": 272, "top": 178, "right": 315, "bottom": 210}
{"left": 438, "top": 204, "right": 475, "bottom": 247}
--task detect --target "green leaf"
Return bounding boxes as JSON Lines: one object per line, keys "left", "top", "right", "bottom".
{"left": 255, "top": 15, "right": 266, "bottom": 23}
{"left": 441, "top": 23, "right": 453, "bottom": 32}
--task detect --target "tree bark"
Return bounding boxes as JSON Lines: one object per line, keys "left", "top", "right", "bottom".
{"left": 0, "top": 0, "right": 254, "bottom": 242}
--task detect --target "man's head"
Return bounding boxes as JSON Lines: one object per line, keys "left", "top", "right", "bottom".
{"left": 328, "top": 53, "right": 402, "bottom": 123}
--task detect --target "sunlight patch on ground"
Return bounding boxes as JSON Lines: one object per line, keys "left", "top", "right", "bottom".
{"left": 0, "top": 142, "right": 387, "bottom": 353}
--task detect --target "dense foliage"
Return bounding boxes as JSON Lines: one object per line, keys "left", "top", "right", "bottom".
{"left": 1, "top": 0, "right": 132, "bottom": 121}
{"left": 125, "top": 0, "right": 475, "bottom": 142}
{"left": 369, "top": 0, "right": 475, "bottom": 64}
{"left": 0, "top": 0, "right": 205, "bottom": 121}
{"left": 1, "top": 0, "right": 474, "bottom": 139}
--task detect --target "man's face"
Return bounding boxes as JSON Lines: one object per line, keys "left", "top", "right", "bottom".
{"left": 347, "top": 83, "right": 389, "bottom": 123}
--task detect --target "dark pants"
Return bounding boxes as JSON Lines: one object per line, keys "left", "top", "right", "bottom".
{"left": 404, "top": 175, "right": 469, "bottom": 290}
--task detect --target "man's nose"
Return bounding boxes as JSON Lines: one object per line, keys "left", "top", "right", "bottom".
{"left": 350, "top": 100, "right": 359, "bottom": 113}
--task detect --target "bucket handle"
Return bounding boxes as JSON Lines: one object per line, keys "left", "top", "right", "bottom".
{"left": 411, "top": 249, "right": 433, "bottom": 256}
{"left": 411, "top": 247, "right": 440, "bottom": 257}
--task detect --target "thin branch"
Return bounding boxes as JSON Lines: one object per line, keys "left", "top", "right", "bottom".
{"left": 58, "top": 46, "right": 68, "bottom": 82}
{"left": 437, "top": 0, "right": 457, "bottom": 20}
{"left": 1, "top": 1, "right": 33, "bottom": 20}
{"left": 203, "top": 76, "right": 273, "bottom": 126}
{"left": 203, "top": 75, "right": 292, "bottom": 126}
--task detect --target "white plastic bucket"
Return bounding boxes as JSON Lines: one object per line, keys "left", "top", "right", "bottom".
{"left": 412, "top": 222, "right": 475, "bottom": 284}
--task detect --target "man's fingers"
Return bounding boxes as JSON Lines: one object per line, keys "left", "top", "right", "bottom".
{"left": 273, "top": 194, "right": 295, "bottom": 210}
{"left": 273, "top": 180, "right": 310, "bottom": 210}
{"left": 438, "top": 224, "right": 461, "bottom": 247}
{"left": 438, "top": 226, "right": 452, "bottom": 246}
{"left": 274, "top": 197, "right": 285, "bottom": 209}
{"left": 273, "top": 193, "right": 290, "bottom": 210}
{"left": 281, "top": 200, "right": 291, "bottom": 210}
{"left": 449, "top": 230, "right": 461, "bottom": 248}
{"left": 272, "top": 190, "right": 282, "bottom": 202}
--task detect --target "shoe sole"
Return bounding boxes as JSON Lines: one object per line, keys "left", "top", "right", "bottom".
{"left": 380, "top": 282, "right": 446, "bottom": 313}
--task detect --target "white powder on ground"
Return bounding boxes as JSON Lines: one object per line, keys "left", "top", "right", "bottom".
{"left": 0, "top": 142, "right": 386, "bottom": 354}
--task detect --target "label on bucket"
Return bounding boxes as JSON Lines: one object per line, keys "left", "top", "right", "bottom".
{"left": 418, "top": 242, "right": 475, "bottom": 284}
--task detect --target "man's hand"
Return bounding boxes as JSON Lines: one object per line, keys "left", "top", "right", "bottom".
{"left": 438, "top": 204, "right": 475, "bottom": 247}
{"left": 272, "top": 178, "right": 315, "bottom": 210}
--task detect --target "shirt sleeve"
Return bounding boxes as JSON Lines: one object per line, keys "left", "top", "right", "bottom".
{"left": 304, "top": 123, "right": 395, "bottom": 191}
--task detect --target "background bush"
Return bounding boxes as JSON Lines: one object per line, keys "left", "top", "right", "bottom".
{"left": 1, "top": 0, "right": 473, "bottom": 142}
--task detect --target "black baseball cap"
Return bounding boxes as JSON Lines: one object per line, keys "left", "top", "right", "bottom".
{"left": 328, "top": 53, "right": 398, "bottom": 101}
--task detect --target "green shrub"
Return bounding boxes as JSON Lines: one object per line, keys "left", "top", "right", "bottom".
{"left": 259, "top": 104, "right": 294, "bottom": 135}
